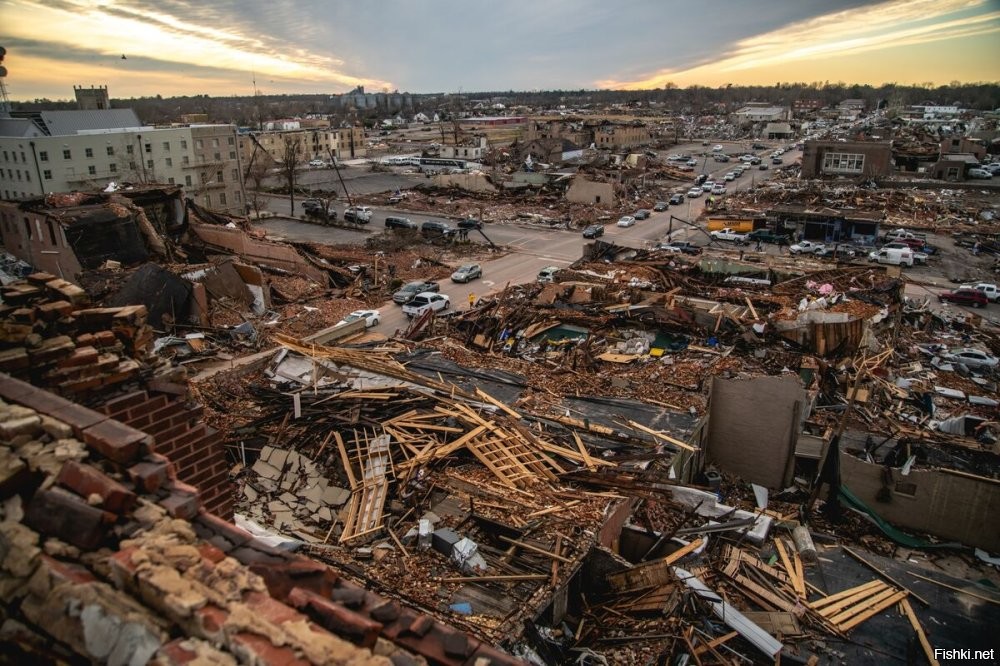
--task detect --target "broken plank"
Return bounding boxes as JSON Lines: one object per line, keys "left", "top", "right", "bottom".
{"left": 810, "top": 579, "right": 885, "bottom": 608}
{"left": 435, "top": 574, "right": 548, "bottom": 583}
{"left": 842, "top": 546, "right": 929, "bottom": 607}
{"left": 899, "top": 598, "right": 939, "bottom": 666}
{"left": 499, "top": 536, "right": 574, "bottom": 563}
{"left": 625, "top": 419, "right": 697, "bottom": 452}
{"left": 835, "top": 590, "right": 908, "bottom": 633}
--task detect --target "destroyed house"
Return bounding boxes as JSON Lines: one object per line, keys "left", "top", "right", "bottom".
{"left": 800, "top": 140, "right": 893, "bottom": 179}
{"left": 767, "top": 203, "right": 882, "bottom": 244}
{"left": 0, "top": 186, "right": 185, "bottom": 279}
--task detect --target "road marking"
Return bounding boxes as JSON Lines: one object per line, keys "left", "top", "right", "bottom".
{"left": 481, "top": 280, "right": 496, "bottom": 287}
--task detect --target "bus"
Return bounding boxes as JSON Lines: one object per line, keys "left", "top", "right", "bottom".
{"left": 418, "top": 157, "right": 466, "bottom": 169}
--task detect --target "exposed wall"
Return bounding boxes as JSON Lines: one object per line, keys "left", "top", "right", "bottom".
{"left": 566, "top": 177, "right": 614, "bottom": 206}
{"left": 840, "top": 453, "right": 1000, "bottom": 552}
{"left": 188, "top": 223, "right": 328, "bottom": 284}
{"left": 101, "top": 389, "right": 233, "bottom": 519}
{"left": 801, "top": 141, "right": 892, "bottom": 178}
{"left": 706, "top": 376, "right": 804, "bottom": 488}
{"left": 430, "top": 173, "right": 497, "bottom": 193}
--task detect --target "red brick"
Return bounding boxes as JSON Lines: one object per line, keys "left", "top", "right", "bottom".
{"left": 100, "top": 390, "right": 149, "bottom": 417}
{"left": 127, "top": 458, "right": 172, "bottom": 493}
{"left": 39, "top": 554, "right": 98, "bottom": 585}
{"left": 160, "top": 492, "right": 200, "bottom": 520}
{"left": 49, "top": 401, "right": 107, "bottom": 437}
{"left": 286, "top": 587, "right": 382, "bottom": 648}
{"left": 24, "top": 487, "right": 113, "bottom": 550}
{"left": 55, "top": 460, "right": 136, "bottom": 514}
{"left": 126, "top": 394, "right": 168, "bottom": 419}
{"left": 230, "top": 632, "right": 312, "bottom": 666}
{"left": 150, "top": 639, "right": 199, "bottom": 665}
{"left": 197, "top": 543, "right": 227, "bottom": 564}
{"left": 82, "top": 419, "right": 152, "bottom": 463}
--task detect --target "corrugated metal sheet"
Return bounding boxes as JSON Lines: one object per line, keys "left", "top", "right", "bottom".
{"left": 38, "top": 109, "right": 143, "bottom": 135}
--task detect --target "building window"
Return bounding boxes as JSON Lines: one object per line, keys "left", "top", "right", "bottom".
{"left": 62, "top": 149, "right": 72, "bottom": 159}
{"left": 109, "top": 164, "right": 117, "bottom": 173}
{"left": 184, "top": 175, "right": 192, "bottom": 186}
{"left": 219, "top": 193, "right": 227, "bottom": 205}
{"left": 15, "top": 170, "right": 21, "bottom": 181}
{"left": 231, "top": 168, "right": 238, "bottom": 180}
{"left": 38, "top": 151, "right": 47, "bottom": 162}
{"left": 146, "top": 159, "right": 154, "bottom": 169}
{"left": 216, "top": 170, "right": 223, "bottom": 183}
{"left": 168, "top": 177, "right": 175, "bottom": 185}
{"left": 25, "top": 172, "right": 30, "bottom": 182}
{"left": 180, "top": 140, "right": 188, "bottom": 149}
{"left": 165, "top": 157, "right": 173, "bottom": 167}
{"left": 20, "top": 152, "right": 26, "bottom": 162}
{"left": 126, "top": 144, "right": 134, "bottom": 154}
{"left": 23, "top": 217, "right": 31, "bottom": 240}
{"left": 46, "top": 220, "right": 56, "bottom": 245}
{"left": 204, "top": 194, "right": 211, "bottom": 205}
{"left": 2, "top": 151, "right": 7, "bottom": 161}
{"left": 85, "top": 147, "right": 94, "bottom": 158}
{"left": 235, "top": 191, "right": 241, "bottom": 202}
{"left": 43, "top": 170, "right": 52, "bottom": 180}
{"left": 162, "top": 141, "right": 170, "bottom": 151}
{"left": 212, "top": 138, "right": 219, "bottom": 148}
{"left": 144, "top": 143, "right": 152, "bottom": 153}
{"left": 106, "top": 146, "right": 115, "bottom": 156}
{"left": 88, "top": 165, "right": 96, "bottom": 175}
{"left": 214, "top": 152, "right": 221, "bottom": 161}
{"left": 182, "top": 156, "right": 189, "bottom": 165}
{"left": 229, "top": 151, "right": 236, "bottom": 159}
{"left": 195, "top": 139, "right": 203, "bottom": 149}
{"left": 228, "top": 137, "right": 235, "bottom": 145}
{"left": 822, "top": 151, "right": 865, "bottom": 174}
{"left": 129, "top": 161, "right": 137, "bottom": 170}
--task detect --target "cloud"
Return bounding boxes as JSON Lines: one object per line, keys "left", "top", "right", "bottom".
{"left": 599, "top": 0, "right": 1000, "bottom": 88}
{"left": 2, "top": 0, "right": 392, "bottom": 94}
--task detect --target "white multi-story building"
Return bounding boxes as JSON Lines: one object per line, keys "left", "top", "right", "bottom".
{"left": 0, "top": 110, "right": 246, "bottom": 214}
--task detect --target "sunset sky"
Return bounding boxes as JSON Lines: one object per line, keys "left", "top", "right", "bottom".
{"left": 1, "top": 0, "right": 998, "bottom": 101}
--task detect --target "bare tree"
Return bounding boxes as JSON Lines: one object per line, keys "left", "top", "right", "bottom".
{"left": 277, "top": 135, "right": 303, "bottom": 215}
{"left": 244, "top": 159, "right": 271, "bottom": 219}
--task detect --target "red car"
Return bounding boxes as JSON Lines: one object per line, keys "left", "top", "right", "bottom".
{"left": 939, "top": 288, "right": 988, "bottom": 308}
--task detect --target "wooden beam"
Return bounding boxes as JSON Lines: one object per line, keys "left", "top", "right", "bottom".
{"left": 625, "top": 419, "right": 697, "bottom": 452}
{"left": 899, "top": 599, "right": 939, "bottom": 666}
{"left": 435, "top": 574, "right": 549, "bottom": 583}
{"left": 836, "top": 590, "right": 908, "bottom": 632}
{"left": 693, "top": 631, "right": 738, "bottom": 657}
{"left": 908, "top": 572, "right": 1000, "bottom": 606}
{"left": 500, "top": 536, "right": 574, "bottom": 563}
{"left": 663, "top": 537, "right": 705, "bottom": 565}
{"left": 810, "top": 580, "right": 885, "bottom": 608}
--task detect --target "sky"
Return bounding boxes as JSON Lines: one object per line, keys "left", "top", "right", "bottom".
{"left": 1, "top": 0, "right": 999, "bottom": 101}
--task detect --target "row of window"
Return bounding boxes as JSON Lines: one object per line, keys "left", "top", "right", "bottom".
{"left": 822, "top": 152, "right": 866, "bottom": 174}
{"left": 1, "top": 213, "right": 63, "bottom": 248}
{"left": 26, "top": 135, "right": 236, "bottom": 164}
{"left": 2, "top": 168, "right": 31, "bottom": 182}
{"left": 2, "top": 190, "right": 31, "bottom": 199}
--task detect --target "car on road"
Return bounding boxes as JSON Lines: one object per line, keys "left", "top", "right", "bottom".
{"left": 868, "top": 247, "right": 914, "bottom": 266}
{"left": 968, "top": 168, "right": 993, "bottom": 179}
{"left": 582, "top": 224, "right": 605, "bottom": 239}
{"left": 712, "top": 144, "right": 724, "bottom": 152}
{"left": 940, "top": 347, "right": 998, "bottom": 369}
{"left": 669, "top": 193, "right": 685, "bottom": 205}
{"left": 402, "top": 292, "right": 451, "bottom": 318}
{"left": 686, "top": 158, "right": 698, "bottom": 166}
{"left": 711, "top": 185, "right": 727, "bottom": 195}
{"left": 752, "top": 143, "right": 766, "bottom": 150}
{"left": 790, "top": 240, "right": 825, "bottom": 254}
{"left": 959, "top": 282, "right": 1000, "bottom": 302}
{"left": 772, "top": 157, "right": 782, "bottom": 164}
{"left": 746, "top": 230, "right": 789, "bottom": 245}
{"left": 701, "top": 181, "right": 716, "bottom": 192}
{"left": 634, "top": 209, "right": 651, "bottom": 220}
{"left": 710, "top": 227, "right": 749, "bottom": 243}
{"left": 308, "top": 159, "right": 326, "bottom": 168}
{"left": 653, "top": 201, "right": 669, "bottom": 212}
{"left": 694, "top": 174, "right": 708, "bottom": 186}
{"left": 344, "top": 206, "right": 373, "bottom": 223}
{"left": 457, "top": 218, "right": 483, "bottom": 230}
{"left": 724, "top": 172, "right": 736, "bottom": 181}
{"left": 814, "top": 244, "right": 857, "bottom": 258}
{"left": 617, "top": 216, "right": 637, "bottom": 227}
{"left": 713, "top": 154, "right": 731, "bottom": 162}
{"left": 938, "top": 288, "right": 989, "bottom": 308}
{"left": 657, "top": 241, "right": 702, "bottom": 255}
{"left": 686, "top": 188, "right": 703, "bottom": 198}
{"left": 421, "top": 220, "right": 455, "bottom": 240}
{"left": 758, "top": 163, "right": 769, "bottom": 170}
{"left": 336, "top": 309, "right": 381, "bottom": 328}
{"left": 392, "top": 280, "right": 440, "bottom": 304}
{"left": 450, "top": 263, "right": 483, "bottom": 283}
{"left": 385, "top": 216, "right": 416, "bottom": 230}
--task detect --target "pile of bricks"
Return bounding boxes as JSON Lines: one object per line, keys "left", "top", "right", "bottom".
{"left": 0, "top": 273, "right": 162, "bottom": 394}
{"left": 0, "top": 373, "right": 526, "bottom": 666}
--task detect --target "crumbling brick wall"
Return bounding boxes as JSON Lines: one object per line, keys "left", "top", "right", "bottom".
{"left": 101, "top": 389, "right": 233, "bottom": 518}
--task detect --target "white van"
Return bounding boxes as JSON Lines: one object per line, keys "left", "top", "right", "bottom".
{"left": 868, "top": 247, "right": 914, "bottom": 267}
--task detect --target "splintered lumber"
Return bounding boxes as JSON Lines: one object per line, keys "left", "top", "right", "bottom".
{"left": 834, "top": 590, "right": 908, "bottom": 632}
{"left": 842, "top": 546, "right": 929, "bottom": 607}
{"left": 774, "top": 538, "right": 805, "bottom": 598}
{"left": 745, "top": 297, "right": 759, "bottom": 321}
{"left": 573, "top": 432, "right": 596, "bottom": 472}
{"left": 499, "top": 536, "right": 574, "bottom": 564}
{"left": 693, "top": 631, "right": 738, "bottom": 658}
{"left": 334, "top": 431, "right": 358, "bottom": 490}
{"left": 527, "top": 500, "right": 581, "bottom": 518}
{"left": 625, "top": 419, "right": 697, "bottom": 452}
{"left": 608, "top": 538, "right": 704, "bottom": 592}
{"left": 899, "top": 599, "right": 939, "bottom": 666}
{"left": 475, "top": 387, "right": 522, "bottom": 420}
{"left": 907, "top": 572, "right": 1000, "bottom": 606}
{"left": 811, "top": 581, "right": 888, "bottom": 615}
{"left": 435, "top": 574, "right": 548, "bottom": 583}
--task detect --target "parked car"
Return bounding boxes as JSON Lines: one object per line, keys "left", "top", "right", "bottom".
{"left": 658, "top": 241, "right": 702, "bottom": 255}
{"left": 701, "top": 181, "right": 716, "bottom": 192}
{"left": 617, "top": 216, "right": 637, "bottom": 227}
{"left": 343, "top": 206, "right": 372, "bottom": 223}
{"left": 457, "top": 218, "right": 482, "bottom": 230}
{"left": 758, "top": 163, "right": 769, "bottom": 170}
{"left": 308, "top": 159, "right": 326, "bottom": 168}
{"left": 940, "top": 347, "right": 998, "bottom": 368}
{"left": 392, "top": 280, "right": 440, "bottom": 304}
{"left": 385, "top": 216, "right": 416, "bottom": 230}
{"left": 686, "top": 158, "right": 698, "bottom": 166}
{"left": 421, "top": 220, "right": 455, "bottom": 239}
{"left": 712, "top": 144, "right": 724, "bottom": 152}
{"left": 713, "top": 154, "right": 731, "bottom": 162}
{"left": 694, "top": 174, "right": 708, "bottom": 186}
{"left": 686, "top": 188, "right": 703, "bottom": 198}
{"left": 959, "top": 282, "right": 1000, "bottom": 302}
{"left": 653, "top": 201, "right": 669, "bottom": 212}
{"left": 790, "top": 240, "right": 825, "bottom": 254}
{"left": 724, "top": 172, "right": 736, "bottom": 181}
{"left": 772, "top": 157, "right": 782, "bottom": 164}
{"left": 582, "top": 224, "right": 605, "bottom": 239}
{"left": 868, "top": 247, "right": 914, "bottom": 266}
{"left": 450, "top": 263, "right": 482, "bottom": 283}
{"left": 711, "top": 227, "right": 749, "bottom": 243}
{"left": 634, "top": 209, "right": 651, "bottom": 220}
{"left": 968, "top": 168, "right": 993, "bottom": 179}
{"left": 537, "top": 266, "right": 561, "bottom": 284}
{"left": 402, "top": 292, "right": 451, "bottom": 318}
{"left": 711, "top": 185, "right": 727, "bottom": 195}
{"left": 669, "top": 193, "right": 685, "bottom": 205}
{"left": 746, "top": 230, "right": 789, "bottom": 245}
{"left": 814, "top": 244, "right": 857, "bottom": 258}
{"left": 336, "top": 309, "right": 381, "bottom": 328}
{"left": 938, "top": 288, "right": 988, "bottom": 308}
{"left": 752, "top": 143, "right": 766, "bottom": 150}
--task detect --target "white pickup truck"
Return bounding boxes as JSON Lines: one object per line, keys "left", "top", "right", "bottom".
{"left": 710, "top": 227, "right": 749, "bottom": 243}
{"left": 960, "top": 282, "right": 1000, "bottom": 302}
{"left": 401, "top": 292, "right": 451, "bottom": 318}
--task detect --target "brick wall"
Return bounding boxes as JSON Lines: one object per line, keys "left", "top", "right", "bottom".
{"left": 101, "top": 389, "right": 233, "bottom": 518}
